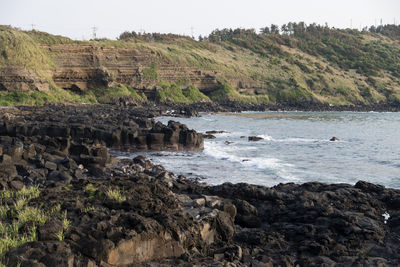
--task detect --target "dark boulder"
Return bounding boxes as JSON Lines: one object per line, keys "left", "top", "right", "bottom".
{"left": 248, "top": 136, "right": 263, "bottom": 141}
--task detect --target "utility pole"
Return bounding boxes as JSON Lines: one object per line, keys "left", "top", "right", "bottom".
{"left": 190, "top": 26, "right": 195, "bottom": 38}
{"left": 91, "top": 26, "right": 98, "bottom": 39}
{"left": 31, "top": 24, "right": 36, "bottom": 30}
{"left": 350, "top": 19, "right": 352, "bottom": 29}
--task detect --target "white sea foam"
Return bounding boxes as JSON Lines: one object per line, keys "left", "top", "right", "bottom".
{"left": 253, "top": 133, "right": 329, "bottom": 143}
{"left": 204, "top": 142, "right": 298, "bottom": 181}
{"left": 256, "top": 134, "right": 274, "bottom": 141}
{"left": 278, "top": 137, "right": 322, "bottom": 143}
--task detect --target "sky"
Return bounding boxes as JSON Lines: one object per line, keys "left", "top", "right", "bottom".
{"left": 0, "top": 0, "right": 399, "bottom": 40}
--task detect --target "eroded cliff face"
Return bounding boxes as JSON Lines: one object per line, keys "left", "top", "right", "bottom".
{"left": 0, "top": 66, "right": 50, "bottom": 92}
{"left": 40, "top": 44, "right": 232, "bottom": 97}
{"left": 0, "top": 38, "right": 261, "bottom": 99}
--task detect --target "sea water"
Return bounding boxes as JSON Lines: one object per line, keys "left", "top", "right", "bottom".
{"left": 127, "top": 112, "right": 400, "bottom": 188}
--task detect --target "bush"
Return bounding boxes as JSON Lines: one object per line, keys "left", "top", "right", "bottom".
{"left": 155, "top": 81, "right": 188, "bottom": 103}
{"left": 90, "top": 85, "right": 146, "bottom": 103}
{"left": 209, "top": 85, "right": 241, "bottom": 101}
{"left": 182, "top": 85, "right": 210, "bottom": 102}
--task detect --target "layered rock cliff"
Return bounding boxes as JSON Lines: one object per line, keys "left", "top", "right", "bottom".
{"left": 43, "top": 43, "right": 228, "bottom": 95}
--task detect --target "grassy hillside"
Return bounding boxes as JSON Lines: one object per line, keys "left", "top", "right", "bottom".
{"left": 1, "top": 24, "right": 400, "bottom": 107}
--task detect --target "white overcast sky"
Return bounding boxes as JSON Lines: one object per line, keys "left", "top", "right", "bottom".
{"left": 0, "top": 0, "right": 399, "bottom": 40}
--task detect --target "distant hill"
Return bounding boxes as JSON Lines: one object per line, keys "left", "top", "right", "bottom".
{"left": 0, "top": 23, "right": 399, "bottom": 107}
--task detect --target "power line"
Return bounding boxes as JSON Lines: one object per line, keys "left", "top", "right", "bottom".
{"left": 91, "top": 26, "right": 98, "bottom": 39}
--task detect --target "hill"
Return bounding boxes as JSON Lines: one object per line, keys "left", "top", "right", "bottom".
{"left": 0, "top": 24, "right": 400, "bottom": 108}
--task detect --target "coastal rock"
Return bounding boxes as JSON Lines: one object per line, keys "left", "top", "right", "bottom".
{"left": 0, "top": 105, "right": 204, "bottom": 153}
{"left": 206, "top": 130, "right": 229, "bottom": 134}
{"left": 248, "top": 136, "right": 263, "bottom": 141}
{"left": 1, "top": 105, "right": 400, "bottom": 266}
{"left": 202, "top": 134, "right": 216, "bottom": 139}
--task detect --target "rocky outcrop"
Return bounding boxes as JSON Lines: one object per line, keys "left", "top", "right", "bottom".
{"left": 0, "top": 104, "right": 203, "bottom": 152}
{"left": 0, "top": 104, "right": 202, "bottom": 191}
{"left": 3, "top": 156, "right": 237, "bottom": 266}
{"left": 5, "top": 156, "right": 400, "bottom": 266}
{"left": 206, "top": 181, "right": 400, "bottom": 266}
{"left": 1, "top": 104, "right": 400, "bottom": 266}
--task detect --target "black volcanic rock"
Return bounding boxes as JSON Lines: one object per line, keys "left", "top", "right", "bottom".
{"left": 1, "top": 104, "right": 400, "bottom": 266}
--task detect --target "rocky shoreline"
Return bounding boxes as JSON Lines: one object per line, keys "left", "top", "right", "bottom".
{"left": 0, "top": 104, "right": 400, "bottom": 266}
{"left": 105, "top": 98, "right": 400, "bottom": 117}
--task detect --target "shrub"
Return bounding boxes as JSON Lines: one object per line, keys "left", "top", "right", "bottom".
{"left": 106, "top": 187, "right": 126, "bottom": 203}
{"left": 182, "top": 85, "right": 210, "bottom": 103}
{"left": 155, "top": 81, "right": 188, "bottom": 103}
{"left": 209, "top": 84, "right": 241, "bottom": 101}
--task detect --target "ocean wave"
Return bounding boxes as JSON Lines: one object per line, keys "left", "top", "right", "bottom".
{"left": 278, "top": 137, "right": 323, "bottom": 143}
{"left": 204, "top": 142, "right": 297, "bottom": 181}
{"left": 256, "top": 134, "right": 274, "bottom": 141}
{"left": 255, "top": 134, "right": 329, "bottom": 143}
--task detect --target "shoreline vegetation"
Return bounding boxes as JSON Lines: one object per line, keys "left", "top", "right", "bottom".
{"left": 0, "top": 23, "right": 399, "bottom": 111}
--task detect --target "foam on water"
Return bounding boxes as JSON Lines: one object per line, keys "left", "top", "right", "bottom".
{"left": 256, "top": 134, "right": 274, "bottom": 141}
{"left": 204, "top": 141, "right": 297, "bottom": 182}
{"left": 255, "top": 134, "right": 332, "bottom": 143}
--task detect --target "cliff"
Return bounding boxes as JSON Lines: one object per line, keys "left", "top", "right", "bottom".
{"left": 1, "top": 25, "right": 400, "bottom": 107}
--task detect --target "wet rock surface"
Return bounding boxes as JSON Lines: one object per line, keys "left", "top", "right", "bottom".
{"left": 0, "top": 104, "right": 399, "bottom": 266}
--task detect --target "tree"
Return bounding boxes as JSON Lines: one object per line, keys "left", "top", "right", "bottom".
{"left": 260, "top": 26, "right": 270, "bottom": 34}
{"left": 270, "top": 24, "right": 279, "bottom": 34}
{"left": 287, "top": 22, "right": 294, "bottom": 35}
{"left": 281, "top": 24, "right": 288, "bottom": 34}
{"left": 293, "top": 22, "right": 306, "bottom": 36}
{"left": 369, "top": 25, "right": 376, "bottom": 33}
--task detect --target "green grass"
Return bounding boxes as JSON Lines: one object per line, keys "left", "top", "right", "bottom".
{"left": 81, "top": 205, "right": 97, "bottom": 213}
{"left": 155, "top": 81, "right": 189, "bottom": 103}
{"left": 209, "top": 84, "right": 241, "bottom": 101}
{"left": 106, "top": 187, "right": 126, "bottom": 203}
{"left": 84, "top": 184, "right": 97, "bottom": 199}
{"left": 89, "top": 84, "right": 146, "bottom": 104}
{"left": 0, "top": 85, "right": 98, "bottom": 106}
{"left": 0, "top": 186, "right": 39, "bottom": 200}
{"left": 277, "top": 87, "right": 312, "bottom": 103}
{"left": 142, "top": 65, "right": 159, "bottom": 80}
{"left": 0, "top": 85, "right": 148, "bottom": 106}
{"left": 0, "top": 186, "right": 69, "bottom": 261}
{"left": 24, "top": 30, "right": 75, "bottom": 45}
{"left": 0, "top": 26, "right": 54, "bottom": 79}
{"left": 182, "top": 85, "right": 210, "bottom": 102}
